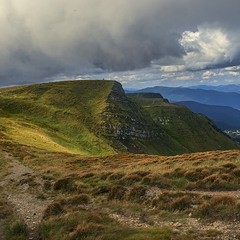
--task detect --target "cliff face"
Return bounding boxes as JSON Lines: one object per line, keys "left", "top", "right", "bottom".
{"left": 101, "top": 81, "right": 160, "bottom": 140}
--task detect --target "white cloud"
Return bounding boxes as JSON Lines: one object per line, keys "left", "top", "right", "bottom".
{"left": 202, "top": 71, "right": 217, "bottom": 79}
{"left": 229, "top": 71, "right": 239, "bottom": 76}
{"left": 225, "top": 66, "right": 240, "bottom": 71}
{"left": 160, "top": 65, "right": 185, "bottom": 72}
{"left": 176, "top": 76, "right": 192, "bottom": 80}
{"left": 179, "top": 25, "right": 232, "bottom": 70}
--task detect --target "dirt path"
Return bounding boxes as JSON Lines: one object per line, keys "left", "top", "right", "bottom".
{"left": 0, "top": 151, "right": 52, "bottom": 240}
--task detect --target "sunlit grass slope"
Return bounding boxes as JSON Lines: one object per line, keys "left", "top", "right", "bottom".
{"left": 0, "top": 80, "right": 116, "bottom": 155}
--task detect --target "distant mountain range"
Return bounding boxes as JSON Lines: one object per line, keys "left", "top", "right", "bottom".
{"left": 135, "top": 86, "right": 240, "bottom": 110}
{"left": 176, "top": 101, "right": 240, "bottom": 130}
{"left": 189, "top": 84, "right": 240, "bottom": 93}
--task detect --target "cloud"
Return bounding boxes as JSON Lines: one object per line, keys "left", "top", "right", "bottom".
{"left": 1, "top": 0, "right": 240, "bottom": 85}
{"left": 229, "top": 71, "right": 239, "bottom": 76}
{"left": 179, "top": 25, "right": 237, "bottom": 71}
{"left": 202, "top": 71, "right": 217, "bottom": 79}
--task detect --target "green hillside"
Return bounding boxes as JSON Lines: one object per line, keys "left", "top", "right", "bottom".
{"left": 127, "top": 93, "right": 239, "bottom": 153}
{"left": 0, "top": 81, "right": 238, "bottom": 156}
{"left": 0, "top": 80, "right": 116, "bottom": 155}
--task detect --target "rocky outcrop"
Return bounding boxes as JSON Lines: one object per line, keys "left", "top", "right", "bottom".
{"left": 101, "top": 81, "right": 161, "bottom": 140}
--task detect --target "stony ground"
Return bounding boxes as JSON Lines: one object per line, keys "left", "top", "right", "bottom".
{"left": 0, "top": 151, "right": 52, "bottom": 240}
{"left": 0, "top": 150, "right": 240, "bottom": 239}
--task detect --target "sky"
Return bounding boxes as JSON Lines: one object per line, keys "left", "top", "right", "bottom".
{"left": 1, "top": 0, "right": 240, "bottom": 88}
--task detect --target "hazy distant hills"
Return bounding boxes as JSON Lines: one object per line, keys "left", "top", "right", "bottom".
{"left": 189, "top": 84, "right": 240, "bottom": 93}
{"left": 0, "top": 80, "right": 238, "bottom": 156}
{"left": 176, "top": 101, "right": 240, "bottom": 130}
{"left": 137, "top": 86, "right": 240, "bottom": 109}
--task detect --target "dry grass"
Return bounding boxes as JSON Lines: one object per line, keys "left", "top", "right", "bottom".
{"left": 196, "top": 195, "right": 240, "bottom": 220}
{"left": 1, "top": 140, "right": 240, "bottom": 239}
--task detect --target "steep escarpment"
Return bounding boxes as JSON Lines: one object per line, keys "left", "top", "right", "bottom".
{"left": 100, "top": 82, "right": 176, "bottom": 154}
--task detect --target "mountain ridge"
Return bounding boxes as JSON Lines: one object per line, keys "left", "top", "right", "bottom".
{"left": 0, "top": 80, "right": 238, "bottom": 156}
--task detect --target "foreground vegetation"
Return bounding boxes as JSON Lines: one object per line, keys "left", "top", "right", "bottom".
{"left": 1, "top": 136, "right": 240, "bottom": 239}
{"left": 0, "top": 199, "right": 28, "bottom": 240}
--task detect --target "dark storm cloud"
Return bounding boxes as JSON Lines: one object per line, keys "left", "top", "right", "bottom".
{"left": 1, "top": 0, "right": 240, "bottom": 85}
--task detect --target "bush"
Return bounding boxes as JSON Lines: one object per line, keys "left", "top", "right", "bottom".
{"left": 164, "top": 168, "right": 186, "bottom": 178}
{"left": 43, "top": 180, "right": 52, "bottom": 190}
{"left": 0, "top": 201, "right": 12, "bottom": 219}
{"left": 107, "top": 172, "right": 125, "bottom": 181}
{"left": 129, "top": 170, "right": 150, "bottom": 177}
{"left": 152, "top": 191, "right": 198, "bottom": 212}
{"left": 142, "top": 174, "right": 172, "bottom": 189}
{"left": 53, "top": 177, "right": 77, "bottom": 192}
{"left": 169, "top": 195, "right": 192, "bottom": 211}
{"left": 100, "top": 172, "right": 113, "bottom": 180}
{"left": 128, "top": 186, "right": 146, "bottom": 202}
{"left": 69, "top": 222, "right": 105, "bottom": 240}
{"left": 183, "top": 168, "right": 211, "bottom": 182}
{"left": 68, "top": 194, "right": 91, "bottom": 205}
{"left": 107, "top": 185, "right": 127, "bottom": 200}
{"left": 197, "top": 195, "right": 239, "bottom": 220}
{"left": 94, "top": 185, "right": 111, "bottom": 195}
{"left": 43, "top": 201, "right": 63, "bottom": 219}
{"left": 4, "top": 220, "right": 28, "bottom": 240}
{"left": 79, "top": 172, "right": 94, "bottom": 179}
{"left": 119, "top": 174, "right": 142, "bottom": 186}
{"left": 232, "top": 168, "right": 240, "bottom": 177}
{"left": 221, "top": 163, "right": 237, "bottom": 170}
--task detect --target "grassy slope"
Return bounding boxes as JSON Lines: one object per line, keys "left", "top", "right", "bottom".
{"left": 0, "top": 80, "right": 116, "bottom": 155}
{"left": 127, "top": 93, "right": 239, "bottom": 153}
{"left": 6, "top": 144, "right": 240, "bottom": 240}
{"left": 0, "top": 80, "right": 238, "bottom": 157}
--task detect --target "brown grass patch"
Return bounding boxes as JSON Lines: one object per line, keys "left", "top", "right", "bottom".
{"left": 107, "top": 185, "right": 127, "bottom": 200}
{"left": 69, "top": 222, "right": 106, "bottom": 240}
{"left": 68, "top": 194, "right": 91, "bottom": 205}
{"left": 43, "top": 201, "right": 64, "bottom": 219}
{"left": 53, "top": 177, "right": 77, "bottom": 192}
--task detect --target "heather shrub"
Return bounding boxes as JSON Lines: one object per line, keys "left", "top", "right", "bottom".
{"left": 107, "top": 172, "right": 125, "bottom": 181}
{"left": 43, "top": 201, "right": 63, "bottom": 219}
{"left": 128, "top": 185, "right": 147, "bottom": 202}
{"left": 142, "top": 174, "right": 172, "bottom": 189}
{"left": 232, "top": 168, "right": 240, "bottom": 177}
{"left": 43, "top": 180, "right": 52, "bottom": 190}
{"left": 69, "top": 222, "right": 105, "bottom": 240}
{"left": 221, "top": 163, "right": 237, "bottom": 170}
{"left": 79, "top": 172, "right": 95, "bottom": 179}
{"left": 107, "top": 185, "right": 127, "bottom": 200}
{"left": 196, "top": 195, "right": 240, "bottom": 220}
{"left": 119, "top": 174, "right": 142, "bottom": 186}
{"left": 169, "top": 195, "right": 192, "bottom": 211}
{"left": 129, "top": 170, "right": 150, "bottom": 177}
{"left": 164, "top": 168, "right": 186, "bottom": 178}
{"left": 153, "top": 191, "right": 199, "bottom": 212}
{"left": 68, "top": 194, "right": 91, "bottom": 205}
{"left": 99, "top": 171, "right": 113, "bottom": 180}
{"left": 53, "top": 177, "right": 77, "bottom": 192}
